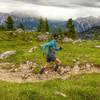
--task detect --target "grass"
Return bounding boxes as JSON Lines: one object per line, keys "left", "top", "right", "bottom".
{"left": 1, "top": 31, "right": 100, "bottom": 67}
{"left": 0, "top": 31, "right": 100, "bottom": 100}
{"left": 0, "top": 73, "right": 100, "bottom": 100}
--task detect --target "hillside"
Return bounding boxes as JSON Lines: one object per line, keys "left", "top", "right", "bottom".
{"left": 1, "top": 30, "right": 100, "bottom": 66}
{"left": 0, "top": 30, "right": 100, "bottom": 100}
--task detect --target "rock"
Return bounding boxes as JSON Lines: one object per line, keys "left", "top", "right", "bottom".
{"left": 14, "top": 68, "right": 19, "bottom": 72}
{"left": 9, "top": 68, "right": 18, "bottom": 72}
{"left": 46, "top": 32, "right": 50, "bottom": 34}
{"left": 60, "top": 67, "right": 71, "bottom": 75}
{"left": 72, "top": 59, "right": 77, "bottom": 63}
{"left": 15, "top": 28, "right": 24, "bottom": 34}
{"left": 0, "top": 62, "right": 10, "bottom": 66}
{"left": 0, "top": 50, "right": 16, "bottom": 59}
{"left": 37, "top": 35, "right": 48, "bottom": 41}
{"left": 76, "top": 61, "right": 80, "bottom": 65}
{"left": 62, "top": 37, "right": 73, "bottom": 43}
{"left": 72, "top": 64, "right": 80, "bottom": 73}
{"left": 55, "top": 91, "right": 67, "bottom": 97}
{"left": 26, "top": 61, "right": 37, "bottom": 69}
{"left": 79, "top": 44, "right": 83, "bottom": 47}
{"left": 85, "top": 63, "right": 91, "bottom": 70}
{"left": 19, "top": 61, "right": 37, "bottom": 74}
{"left": 72, "top": 59, "right": 80, "bottom": 63}
{"left": 80, "top": 64, "right": 86, "bottom": 70}
{"left": 73, "top": 39, "right": 82, "bottom": 44}
{"left": 28, "top": 46, "right": 38, "bottom": 53}
{"left": 65, "top": 67, "right": 71, "bottom": 72}
{"left": 95, "top": 46, "right": 100, "bottom": 48}
{"left": 60, "top": 75, "right": 71, "bottom": 80}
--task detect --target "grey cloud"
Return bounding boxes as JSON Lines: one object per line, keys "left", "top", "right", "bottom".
{"left": 18, "top": 0, "right": 100, "bottom": 8}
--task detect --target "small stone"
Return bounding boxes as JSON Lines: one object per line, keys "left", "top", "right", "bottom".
{"left": 76, "top": 61, "right": 80, "bottom": 65}
{"left": 37, "top": 35, "right": 48, "bottom": 41}
{"left": 73, "top": 64, "right": 80, "bottom": 73}
{"left": 95, "top": 46, "right": 100, "bottom": 48}
{"left": 76, "top": 58, "right": 80, "bottom": 61}
{"left": 86, "top": 63, "right": 91, "bottom": 68}
{"left": 28, "top": 46, "right": 38, "bottom": 53}
{"left": 80, "top": 65, "right": 86, "bottom": 70}
{"left": 60, "top": 75, "right": 71, "bottom": 80}
{"left": 0, "top": 50, "right": 16, "bottom": 59}
{"left": 79, "top": 44, "right": 82, "bottom": 47}
{"left": 14, "top": 68, "right": 18, "bottom": 72}
{"left": 62, "top": 37, "right": 73, "bottom": 43}
{"left": 85, "top": 63, "right": 91, "bottom": 70}
{"left": 55, "top": 91, "right": 67, "bottom": 97}
{"left": 72, "top": 59, "right": 76, "bottom": 63}
{"left": 73, "top": 39, "right": 82, "bottom": 44}
{"left": 65, "top": 67, "right": 71, "bottom": 72}
{"left": 9, "top": 69, "right": 15, "bottom": 72}
{"left": 15, "top": 28, "right": 24, "bottom": 34}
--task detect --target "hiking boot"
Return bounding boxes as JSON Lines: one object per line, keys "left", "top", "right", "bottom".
{"left": 39, "top": 67, "right": 45, "bottom": 74}
{"left": 54, "top": 64, "right": 59, "bottom": 71}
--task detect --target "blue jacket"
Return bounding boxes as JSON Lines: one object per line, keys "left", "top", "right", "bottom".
{"left": 42, "top": 39, "right": 61, "bottom": 57}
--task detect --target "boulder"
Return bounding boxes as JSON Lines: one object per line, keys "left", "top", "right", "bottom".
{"left": 15, "top": 28, "right": 24, "bottom": 34}
{"left": 62, "top": 37, "right": 73, "bottom": 43}
{"left": 37, "top": 35, "right": 48, "bottom": 41}
{"left": 73, "top": 39, "right": 82, "bottom": 44}
{"left": 95, "top": 46, "right": 100, "bottom": 48}
{"left": 28, "top": 46, "right": 38, "bottom": 53}
{"left": 0, "top": 50, "right": 16, "bottom": 59}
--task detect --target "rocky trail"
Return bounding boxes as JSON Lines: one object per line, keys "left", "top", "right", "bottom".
{"left": 0, "top": 61, "right": 100, "bottom": 83}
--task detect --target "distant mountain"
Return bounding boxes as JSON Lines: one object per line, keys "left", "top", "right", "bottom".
{"left": 75, "top": 16, "right": 100, "bottom": 33}
{"left": 0, "top": 12, "right": 100, "bottom": 33}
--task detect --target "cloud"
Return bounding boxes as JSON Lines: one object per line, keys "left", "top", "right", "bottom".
{"left": 18, "top": 0, "right": 100, "bottom": 8}
{"left": 0, "top": 0, "right": 100, "bottom": 20}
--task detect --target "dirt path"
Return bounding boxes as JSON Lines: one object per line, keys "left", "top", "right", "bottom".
{"left": 0, "top": 66, "right": 100, "bottom": 83}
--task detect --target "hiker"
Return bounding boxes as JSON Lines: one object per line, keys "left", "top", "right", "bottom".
{"left": 40, "top": 34, "right": 62, "bottom": 74}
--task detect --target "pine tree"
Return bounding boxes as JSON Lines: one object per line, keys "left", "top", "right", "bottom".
{"left": 66, "top": 18, "right": 76, "bottom": 39}
{"left": 19, "top": 22, "right": 24, "bottom": 30}
{"left": 37, "top": 17, "right": 49, "bottom": 33}
{"left": 45, "top": 18, "right": 49, "bottom": 32}
{"left": 37, "top": 17, "right": 44, "bottom": 32}
{"left": 5, "top": 16, "right": 14, "bottom": 30}
{"left": 56, "top": 26, "right": 63, "bottom": 39}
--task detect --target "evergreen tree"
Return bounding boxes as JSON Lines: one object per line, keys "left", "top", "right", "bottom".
{"left": 56, "top": 26, "right": 63, "bottom": 39}
{"left": 37, "top": 17, "right": 44, "bottom": 32}
{"left": 5, "top": 16, "right": 14, "bottom": 30}
{"left": 37, "top": 17, "right": 49, "bottom": 33}
{"left": 19, "top": 22, "right": 24, "bottom": 30}
{"left": 66, "top": 18, "right": 76, "bottom": 39}
{"left": 45, "top": 18, "right": 49, "bottom": 32}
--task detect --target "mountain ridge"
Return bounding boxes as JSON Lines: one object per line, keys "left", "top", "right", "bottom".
{"left": 0, "top": 12, "right": 100, "bottom": 33}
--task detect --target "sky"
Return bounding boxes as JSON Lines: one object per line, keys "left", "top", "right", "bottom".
{"left": 0, "top": 0, "right": 100, "bottom": 20}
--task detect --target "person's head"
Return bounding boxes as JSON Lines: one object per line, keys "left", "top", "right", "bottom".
{"left": 48, "top": 33, "right": 62, "bottom": 43}
{"left": 48, "top": 33, "right": 58, "bottom": 40}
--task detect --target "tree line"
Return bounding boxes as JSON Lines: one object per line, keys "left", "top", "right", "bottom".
{"left": 0, "top": 16, "right": 76, "bottom": 39}
{"left": 0, "top": 16, "right": 24, "bottom": 31}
